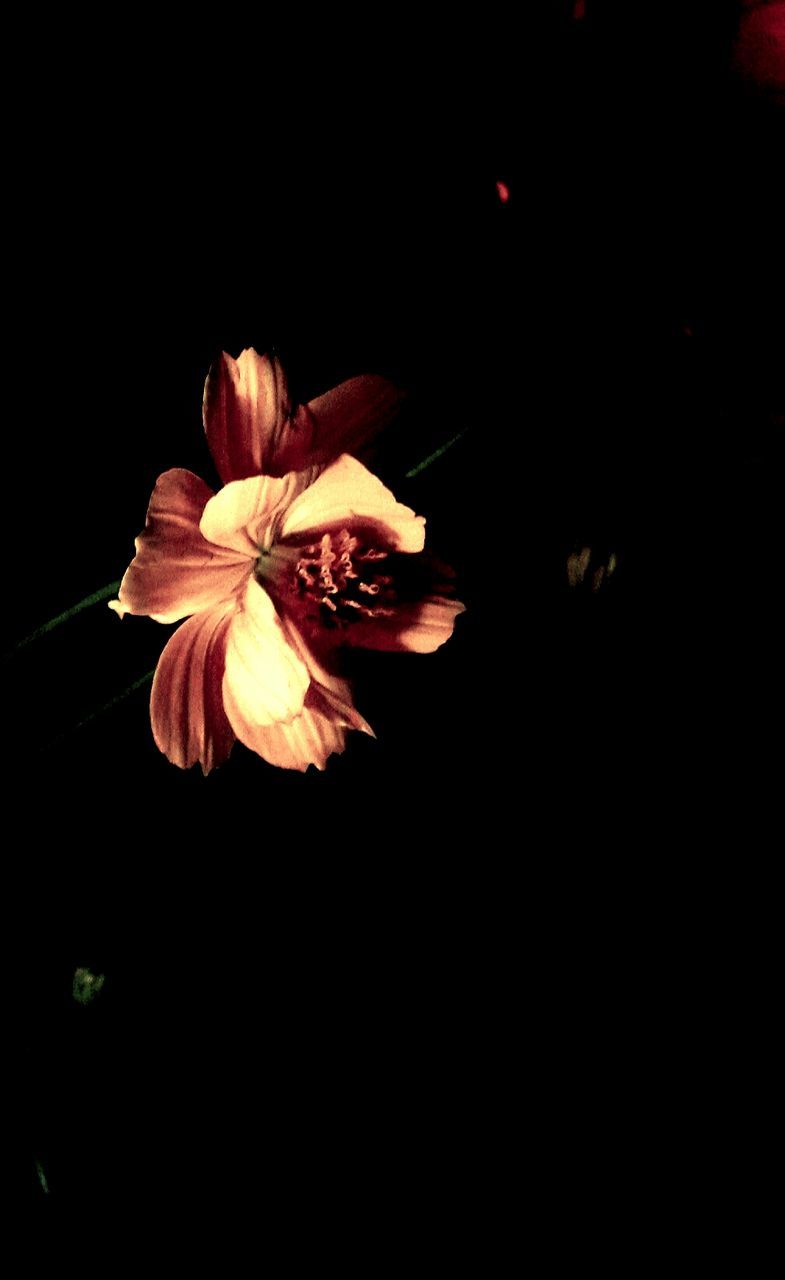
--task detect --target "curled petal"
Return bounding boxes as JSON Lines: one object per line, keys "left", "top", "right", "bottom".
{"left": 279, "top": 454, "right": 426, "bottom": 553}
{"left": 109, "top": 469, "right": 252, "bottom": 623}
{"left": 199, "top": 468, "right": 320, "bottom": 557}
{"left": 222, "top": 579, "right": 309, "bottom": 731}
{"left": 203, "top": 349, "right": 292, "bottom": 483}
{"left": 150, "top": 602, "right": 236, "bottom": 774}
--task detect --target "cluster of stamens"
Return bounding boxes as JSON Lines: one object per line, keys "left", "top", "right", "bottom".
{"left": 293, "top": 529, "right": 397, "bottom": 627}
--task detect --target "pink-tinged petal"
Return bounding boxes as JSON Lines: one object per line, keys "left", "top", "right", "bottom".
{"left": 279, "top": 454, "right": 426, "bottom": 553}
{"left": 199, "top": 468, "right": 320, "bottom": 557}
{"left": 235, "top": 685, "right": 352, "bottom": 773}
{"left": 204, "top": 348, "right": 406, "bottom": 480}
{"left": 277, "top": 375, "right": 406, "bottom": 473}
{"left": 150, "top": 601, "right": 236, "bottom": 774}
{"left": 224, "top": 605, "right": 373, "bottom": 770}
{"left": 109, "top": 469, "right": 253, "bottom": 624}
{"left": 222, "top": 579, "right": 309, "bottom": 730}
{"left": 203, "top": 349, "right": 292, "bottom": 484}
{"left": 281, "top": 616, "right": 375, "bottom": 736}
{"left": 393, "top": 596, "right": 466, "bottom": 653}
{"left": 339, "top": 594, "right": 466, "bottom": 654}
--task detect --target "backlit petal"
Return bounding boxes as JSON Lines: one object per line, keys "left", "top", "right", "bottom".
{"left": 224, "top": 605, "right": 373, "bottom": 770}
{"left": 203, "top": 349, "right": 292, "bottom": 483}
{"left": 109, "top": 469, "right": 252, "bottom": 624}
{"left": 279, "top": 454, "right": 425, "bottom": 553}
{"left": 222, "top": 579, "right": 309, "bottom": 730}
{"left": 273, "top": 375, "right": 405, "bottom": 472}
{"left": 199, "top": 468, "right": 320, "bottom": 557}
{"left": 150, "top": 601, "right": 236, "bottom": 774}
{"left": 236, "top": 685, "right": 351, "bottom": 772}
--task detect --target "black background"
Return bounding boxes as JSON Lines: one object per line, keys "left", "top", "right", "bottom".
{"left": 6, "top": 1, "right": 782, "bottom": 1245}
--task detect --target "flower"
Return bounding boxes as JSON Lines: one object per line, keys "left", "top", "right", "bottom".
{"left": 110, "top": 349, "right": 465, "bottom": 773}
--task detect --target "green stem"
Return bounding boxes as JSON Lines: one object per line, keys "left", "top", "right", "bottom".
{"left": 405, "top": 429, "right": 470, "bottom": 479}
{"left": 35, "top": 1159, "right": 50, "bottom": 1195}
{"left": 39, "top": 669, "right": 156, "bottom": 754}
{"left": 5, "top": 580, "right": 121, "bottom": 661}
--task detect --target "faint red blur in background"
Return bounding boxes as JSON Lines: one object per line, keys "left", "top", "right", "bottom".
{"left": 732, "top": 0, "right": 785, "bottom": 103}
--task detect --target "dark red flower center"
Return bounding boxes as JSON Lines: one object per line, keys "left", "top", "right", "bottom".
{"left": 291, "top": 529, "right": 398, "bottom": 629}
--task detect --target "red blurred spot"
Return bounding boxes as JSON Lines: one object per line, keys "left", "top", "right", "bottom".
{"left": 496, "top": 181, "right": 510, "bottom": 204}
{"left": 732, "top": 1, "right": 785, "bottom": 98}
{"left": 573, "top": 0, "right": 586, "bottom": 20}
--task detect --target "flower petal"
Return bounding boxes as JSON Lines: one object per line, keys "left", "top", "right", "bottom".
{"left": 199, "top": 468, "right": 320, "bottom": 557}
{"left": 150, "top": 602, "right": 236, "bottom": 774}
{"left": 280, "top": 615, "right": 375, "bottom": 736}
{"left": 236, "top": 685, "right": 351, "bottom": 772}
{"left": 275, "top": 375, "right": 406, "bottom": 473}
{"left": 389, "top": 595, "right": 467, "bottom": 653}
{"left": 223, "top": 604, "right": 373, "bottom": 771}
{"left": 337, "top": 593, "right": 466, "bottom": 654}
{"left": 279, "top": 454, "right": 426, "bottom": 553}
{"left": 204, "top": 348, "right": 406, "bottom": 480}
{"left": 222, "top": 579, "right": 309, "bottom": 730}
{"left": 203, "top": 349, "right": 292, "bottom": 484}
{"left": 109, "top": 469, "right": 253, "bottom": 624}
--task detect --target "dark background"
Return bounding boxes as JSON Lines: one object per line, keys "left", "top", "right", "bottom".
{"left": 6, "top": 0, "right": 781, "bottom": 1244}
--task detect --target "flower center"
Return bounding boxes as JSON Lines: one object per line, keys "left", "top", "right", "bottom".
{"left": 291, "top": 529, "right": 397, "bottom": 628}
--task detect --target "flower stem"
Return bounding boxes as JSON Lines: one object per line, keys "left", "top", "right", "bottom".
{"left": 35, "top": 1159, "right": 50, "bottom": 1195}
{"left": 405, "top": 429, "right": 470, "bottom": 479}
{"left": 38, "top": 669, "right": 156, "bottom": 755}
{"left": 4, "top": 580, "right": 121, "bottom": 661}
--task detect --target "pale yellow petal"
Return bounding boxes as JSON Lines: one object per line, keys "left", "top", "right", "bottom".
{"left": 222, "top": 579, "right": 309, "bottom": 729}
{"left": 279, "top": 454, "right": 425, "bottom": 553}
{"left": 235, "top": 687, "right": 349, "bottom": 772}
{"left": 199, "top": 469, "right": 321, "bottom": 557}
